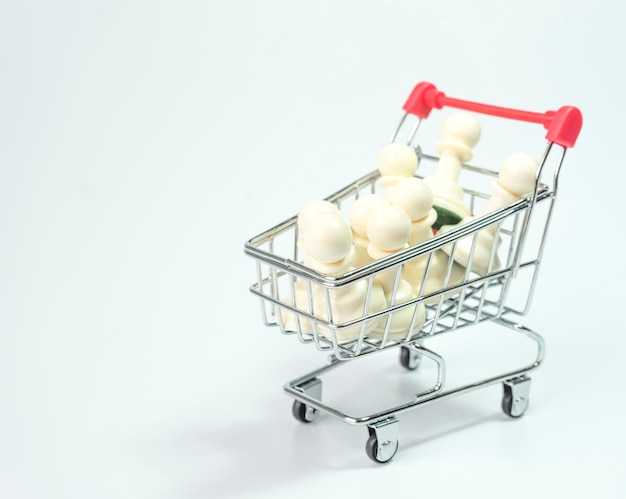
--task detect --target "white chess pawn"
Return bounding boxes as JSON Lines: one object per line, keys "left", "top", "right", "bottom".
{"left": 387, "top": 177, "right": 435, "bottom": 246}
{"left": 300, "top": 213, "right": 355, "bottom": 272}
{"left": 377, "top": 142, "right": 419, "bottom": 191}
{"left": 285, "top": 212, "right": 388, "bottom": 343}
{"left": 440, "top": 152, "right": 539, "bottom": 275}
{"left": 297, "top": 200, "right": 341, "bottom": 265}
{"left": 425, "top": 111, "right": 481, "bottom": 229}
{"left": 298, "top": 200, "right": 341, "bottom": 232}
{"left": 349, "top": 194, "right": 388, "bottom": 267}
{"left": 388, "top": 178, "right": 466, "bottom": 302}
{"left": 366, "top": 205, "right": 425, "bottom": 340}
{"left": 283, "top": 203, "right": 344, "bottom": 335}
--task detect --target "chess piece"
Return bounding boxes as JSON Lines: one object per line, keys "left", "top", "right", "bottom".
{"left": 300, "top": 212, "right": 354, "bottom": 271}
{"left": 366, "top": 205, "right": 425, "bottom": 340}
{"left": 425, "top": 111, "right": 481, "bottom": 229}
{"left": 388, "top": 178, "right": 466, "bottom": 303}
{"left": 349, "top": 194, "right": 388, "bottom": 267}
{"left": 386, "top": 177, "right": 435, "bottom": 246}
{"left": 282, "top": 201, "right": 343, "bottom": 335}
{"left": 297, "top": 200, "right": 341, "bottom": 266}
{"left": 377, "top": 142, "right": 419, "bottom": 192}
{"left": 298, "top": 200, "right": 341, "bottom": 232}
{"left": 284, "top": 211, "right": 388, "bottom": 343}
{"left": 440, "top": 152, "right": 539, "bottom": 275}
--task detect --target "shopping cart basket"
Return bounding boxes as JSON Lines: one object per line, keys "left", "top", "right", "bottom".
{"left": 244, "top": 82, "right": 582, "bottom": 463}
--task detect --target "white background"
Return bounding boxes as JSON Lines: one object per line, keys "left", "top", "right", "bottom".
{"left": 1, "top": 1, "right": 624, "bottom": 498}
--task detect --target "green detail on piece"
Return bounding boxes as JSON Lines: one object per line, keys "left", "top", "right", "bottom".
{"left": 432, "top": 205, "right": 463, "bottom": 230}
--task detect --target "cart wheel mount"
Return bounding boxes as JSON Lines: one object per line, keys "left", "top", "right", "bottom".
{"left": 366, "top": 418, "right": 399, "bottom": 463}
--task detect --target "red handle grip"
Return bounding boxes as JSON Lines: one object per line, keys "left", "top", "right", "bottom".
{"left": 402, "top": 82, "right": 582, "bottom": 148}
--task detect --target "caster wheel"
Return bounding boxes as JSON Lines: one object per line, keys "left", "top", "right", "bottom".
{"left": 400, "top": 345, "right": 421, "bottom": 371}
{"left": 502, "top": 376, "right": 531, "bottom": 418}
{"left": 365, "top": 430, "right": 398, "bottom": 463}
{"left": 292, "top": 400, "right": 318, "bottom": 423}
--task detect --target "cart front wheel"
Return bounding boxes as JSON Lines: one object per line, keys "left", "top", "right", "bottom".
{"left": 292, "top": 400, "right": 318, "bottom": 423}
{"left": 502, "top": 376, "right": 531, "bottom": 418}
{"left": 366, "top": 419, "right": 399, "bottom": 463}
{"left": 365, "top": 433, "right": 398, "bottom": 463}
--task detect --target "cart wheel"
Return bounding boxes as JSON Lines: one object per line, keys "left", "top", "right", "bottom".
{"left": 365, "top": 421, "right": 399, "bottom": 464}
{"left": 292, "top": 400, "right": 318, "bottom": 423}
{"left": 502, "top": 376, "right": 531, "bottom": 418}
{"left": 365, "top": 433, "right": 398, "bottom": 464}
{"left": 399, "top": 345, "right": 421, "bottom": 371}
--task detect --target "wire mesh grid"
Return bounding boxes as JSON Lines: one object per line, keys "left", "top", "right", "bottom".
{"left": 246, "top": 148, "right": 556, "bottom": 360}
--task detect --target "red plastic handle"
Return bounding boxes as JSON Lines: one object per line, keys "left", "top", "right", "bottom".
{"left": 402, "top": 82, "right": 582, "bottom": 148}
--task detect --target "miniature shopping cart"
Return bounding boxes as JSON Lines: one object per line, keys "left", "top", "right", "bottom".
{"left": 244, "top": 82, "right": 582, "bottom": 463}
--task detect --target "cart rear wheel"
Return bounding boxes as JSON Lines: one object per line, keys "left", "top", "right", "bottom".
{"left": 365, "top": 433, "right": 398, "bottom": 463}
{"left": 399, "top": 345, "right": 421, "bottom": 371}
{"left": 292, "top": 400, "right": 318, "bottom": 423}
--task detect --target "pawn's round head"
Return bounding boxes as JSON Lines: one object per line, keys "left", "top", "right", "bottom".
{"left": 378, "top": 143, "right": 418, "bottom": 179}
{"left": 437, "top": 112, "right": 481, "bottom": 162}
{"left": 349, "top": 194, "right": 388, "bottom": 237}
{"left": 441, "top": 112, "right": 481, "bottom": 148}
{"left": 366, "top": 205, "right": 411, "bottom": 252}
{"left": 388, "top": 177, "right": 433, "bottom": 222}
{"left": 499, "top": 152, "right": 539, "bottom": 197}
{"left": 301, "top": 213, "right": 353, "bottom": 264}
{"left": 298, "top": 200, "right": 340, "bottom": 232}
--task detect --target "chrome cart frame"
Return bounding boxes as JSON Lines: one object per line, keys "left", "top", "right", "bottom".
{"left": 244, "top": 82, "right": 582, "bottom": 463}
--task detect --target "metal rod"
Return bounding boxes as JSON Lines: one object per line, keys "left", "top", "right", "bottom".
{"left": 284, "top": 318, "right": 544, "bottom": 426}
